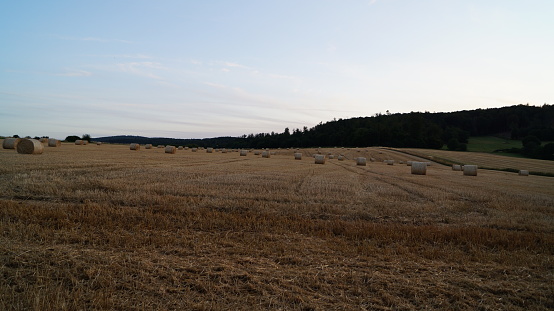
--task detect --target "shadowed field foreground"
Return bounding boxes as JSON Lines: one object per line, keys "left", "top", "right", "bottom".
{"left": 1, "top": 143, "right": 553, "bottom": 310}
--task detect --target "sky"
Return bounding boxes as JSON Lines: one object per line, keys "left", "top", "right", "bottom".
{"left": 1, "top": 0, "right": 553, "bottom": 139}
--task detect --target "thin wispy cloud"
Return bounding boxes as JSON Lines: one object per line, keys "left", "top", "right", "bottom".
{"left": 117, "top": 62, "right": 166, "bottom": 79}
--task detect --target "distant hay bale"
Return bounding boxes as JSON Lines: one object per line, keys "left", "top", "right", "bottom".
{"left": 39, "top": 138, "right": 49, "bottom": 143}
{"left": 16, "top": 139, "right": 43, "bottom": 155}
{"left": 95, "top": 142, "right": 102, "bottom": 145}
{"left": 157, "top": 145, "right": 164, "bottom": 148}
{"left": 314, "top": 154, "right": 325, "bottom": 164}
{"left": 165, "top": 146, "right": 176, "bottom": 154}
{"left": 338, "top": 155, "right": 345, "bottom": 161}
{"left": 270, "top": 151, "right": 276, "bottom": 155}
{"left": 184, "top": 146, "right": 189, "bottom": 150}
{"left": 411, "top": 162, "right": 427, "bottom": 175}
{"left": 356, "top": 157, "right": 367, "bottom": 166}
{"left": 399, "top": 161, "right": 404, "bottom": 164}
{"left": 370, "top": 158, "right": 376, "bottom": 162}
{"left": 385, "top": 160, "right": 394, "bottom": 165}
{"left": 130, "top": 143, "right": 140, "bottom": 151}
{"left": 240, "top": 150, "right": 247, "bottom": 156}
{"left": 207, "top": 147, "right": 213, "bottom": 153}
{"left": 191, "top": 148, "right": 198, "bottom": 152}
{"left": 463, "top": 165, "right": 478, "bottom": 176}
{"left": 518, "top": 170, "right": 529, "bottom": 176}
{"left": 222, "top": 149, "right": 228, "bottom": 153}
{"left": 48, "top": 139, "right": 61, "bottom": 147}
{"left": 83, "top": 140, "right": 89, "bottom": 145}
{"left": 294, "top": 152, "right": 302, "bottom": 160}
{"left": 178, "top": 146, "right": 183, "bottom": 150}
{"left": 452, "top": 164, "right": 462, "bottom": 171}
{"left": 3, "top": 138, "right": 21, "bottom": 149}
{"left": 75, "top": 140, "right": 84, "bottom": 145}
{"left": 262, "top": 151, "right": 270, "bottom": 158}
{"left": 254, "top": 151, "right": 261, "bottom": 155}
{"left": 145, "top": 144, "right": 152, "bottom": 149}
{"left": 328, "top": 155, "right": 335, "bottom": 159}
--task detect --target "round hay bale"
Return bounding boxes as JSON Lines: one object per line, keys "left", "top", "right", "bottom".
{"left": 191, "top": 148, "right": 198, "bottom": 152}
{"left": 254, "top": 151, "right": 261, "bottom": 155}
{"left": 16, "top": 139, "right": 43, "bottom": 154}
{"left": 240, "top": 150, "right": 248, "bottom": 156}
{"left": 262, "top": 151, "right": 270, "bottom": 158}
{"left": 165, "top": 146, "right": 176, "bottom": 154}
{"left": 328, "top": 155, "right": 335, "bottom": 159}
{"left": 207, "top": 147, "right": 213, "bottom": 153}
{"left": 178, "top": 146, "right": 183, "bottom": 150}
{"left": 83, "top": 140, "right": 89, "bottom": 145}
{"left": 222, "top": 149, "right": 228, "bottom": 154}
{"left": 96, "top": 142, "right": 102, "bottom": 145}
{"left": 370, "top": 158, "right": 376, "bottom": 162}
{"left": 411, "top": 162, "right": 427, "bottom": 175}
{"left": 314, "top": 154, "right": 325, "bottom": 164}
{"left": 145, "top": 144, "right": 152, "bottom": 149}
{"left": 463, "top": 165, "right": 478, "bottom": 176}
{"left": 39, "top": 138, "right": 49, "bottom": 144}
{"left": 294, "top": 152, "right": 302, "bottom": 160}
{"left": 385, "top": 160, "right": 394, "bottom": 165}
{"left": 356, "top": 157, "right": 367, "bottom": 166}
{"left": 338, "top": 155, "right": 345, "bottom": 161}
{"left": 518, "top": 170, "right": 529, "bottom": 176}
{"left": 130, "top": 143, "right": 140, "bottom": 151}
{"left": 3, "top": 138, "right": 21, "bottom": 149}
{"left": 48, "top": 139, "right": 61, "bottom": 147}
{"left": 184, "top": 146, "right": 189, "bottom": 150}
{"left": 74, "top": 140, "right": 84, "bottom": 145}
{"left": 452, "top": 164, "right": 462, "bottom": 171}
{"left": 157, "top": 145, "right": 164, "bottom": 148}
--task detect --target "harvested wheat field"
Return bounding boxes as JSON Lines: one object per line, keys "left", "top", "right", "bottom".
{"left": 1, "top": 142, "right": 553, "bottom": 310}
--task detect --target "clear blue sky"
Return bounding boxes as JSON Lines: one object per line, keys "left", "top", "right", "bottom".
{"left": 1, "top": 1, "right": 553, "bottom": 139}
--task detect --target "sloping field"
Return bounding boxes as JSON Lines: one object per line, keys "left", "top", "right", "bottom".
{"left": 1, "top": 142, "right": 553, "bottom": 310}
{"left": 397, "top": 148, "right": 554, "bottom": 175}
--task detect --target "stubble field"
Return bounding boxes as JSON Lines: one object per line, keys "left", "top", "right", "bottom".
{"left": 1, "top": 142, "right": 553, "bottom": 310}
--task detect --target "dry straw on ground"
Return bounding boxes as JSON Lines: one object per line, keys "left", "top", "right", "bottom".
{"left": 463, "top": 165, "right": 478, "bottom": 176}
{"left": 16, "top": 138, "right": 43, "bottom": 154}
{"left": 48, "top": 139, "right": 61, "bottom": 147}
{"left": 411, "top": 161, "right": 427, "bottom": 175}
{"left": 3, "top": 138, "right": 21, "bottom": 149}
{"left": 165, "top": 146, "right": 176, "bottom": 154}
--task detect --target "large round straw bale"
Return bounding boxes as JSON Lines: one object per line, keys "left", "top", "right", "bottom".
{"left": 452, "top": 164, "right": 462, "bottom": 171}
{"left": 48, "top": 139, "right": 61, "bottom": 147}
{"left": 463, "top": 165, "right": 478, "bottom": 176}
{"left": 240, "top": 150, "right": 247, "bottom": 156}
{"left": 338, "top": 155, "right": 345, "bottom": 161}
{"left": 207, "top": 147, "right": 213, "bottom": 153}
{"left": 157, "top": 145, "right": 164, "bottom": 148}
{"left": 178, "top": 146, "right": 183, "bottom": 150}
{"left": 294, "top": 152, "right": 302, "bottom": 160}
{"left": 165, "top": 146, "right": 176, "bottom": 154}
{"left": 83, "top": 140, "right": 89, "bottom": 145}
{"left": 39, "top": 138, "right": 49, "bottom": 143}
{"left": 356, "top": 157, "right": 367, "bottom": 166}
{"left": 74, "top": 140, "right": 84, "bottom": 145}
{"left": 17, "top": 139, "right": 43, "bottom": 154}
{"left": 3, "top": 138, "right": 21, "bottom": 149}
{"left": 145, "top": 144, "right": 152, "bottom": 149}
{"left": 130, "top": 143, "right": 140, "bottom": 150}
{"left": 262, "top": 151, "right": 270, "bottom": 158}
{"left": 314, "top": 154, "right": 325, "bottom": 164}
{"left": 184, "top": 146, "right": 189, "bottom": 150}
{"left": 518, "top": 170, "right": 529, "bottom": 176}
{"left": 222, "top": 149, "right": 228, "bottom": 153}
{"left": 328, "top": 155, "right": 335, "bottom": 159}
{"left": 191, "top": 147, "right": 198, "bottom": 152}
{"left": 411, "top": 162, "right": 427, "bottom": 175}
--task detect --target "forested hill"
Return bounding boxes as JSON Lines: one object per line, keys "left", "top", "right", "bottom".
{"left": 95, "top": 104, "right": 554, "bottom": 153}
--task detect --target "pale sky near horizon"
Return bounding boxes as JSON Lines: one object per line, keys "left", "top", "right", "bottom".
{"left": 1, "top": 1, "right": 553, "bottom": 139}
